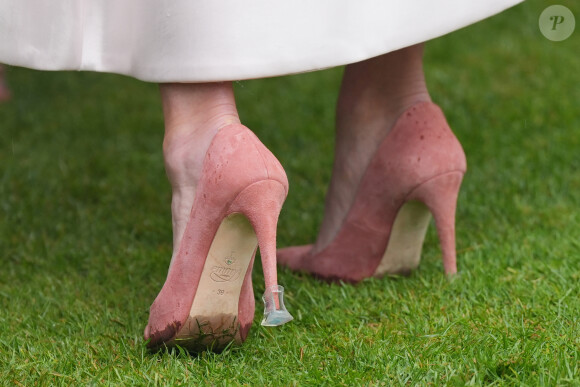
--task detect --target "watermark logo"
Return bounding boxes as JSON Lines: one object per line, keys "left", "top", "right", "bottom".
{"left": 539, "top": 5, "right": 575, "bottom": 41}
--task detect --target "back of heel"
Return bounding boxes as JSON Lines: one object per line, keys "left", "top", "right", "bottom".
{"left": 407, "top": 171, "right": 464, "bottom": 275}
{"left": 230, "top": 179, "right": 293, "bottom": 326}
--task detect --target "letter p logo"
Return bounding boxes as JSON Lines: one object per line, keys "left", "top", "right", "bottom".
{"left": 539, "top": 5, "right": 575, "bottom": 41}
{"left": 550, "top": 15, "right": 565, "bottom": 30}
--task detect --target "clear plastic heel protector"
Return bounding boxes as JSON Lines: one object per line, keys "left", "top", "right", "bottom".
{"left": 261, "top": 285, "right": 293, "bottom": 327}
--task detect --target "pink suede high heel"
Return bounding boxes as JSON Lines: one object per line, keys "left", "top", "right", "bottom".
{"left": 145, "top": 124, "right": 293, "bottom": 352}
{"left": 278, "top": 102, "right": 467, "bottom": 282}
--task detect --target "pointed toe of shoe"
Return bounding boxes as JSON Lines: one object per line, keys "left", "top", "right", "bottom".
{"left": 143, "top": 293, "right": 189, "bottom": 350}
{"left": 277, "top": 244, "right": 313, "bottom": 270}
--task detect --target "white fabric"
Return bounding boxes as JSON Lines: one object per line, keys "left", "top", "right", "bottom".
{"left": 0, "top": 0, "right": 523, "bottom": 82}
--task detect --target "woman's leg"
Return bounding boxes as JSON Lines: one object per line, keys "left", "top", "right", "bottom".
{"left": 147, "top": 82, "right": 293, "bottom": 350}
{"left": 312, "top": 44, "right": 431, "bottom": 254}
{"left": 160, "top": 82, "right": 240, "bottom": 257}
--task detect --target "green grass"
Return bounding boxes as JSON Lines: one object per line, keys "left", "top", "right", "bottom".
{"left": 1, "top": 0, "right": 579, "bottom": 385}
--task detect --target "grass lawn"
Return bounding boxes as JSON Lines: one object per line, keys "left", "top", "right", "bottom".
{"left": 1, "top": 0, "right": 578, "bottom": 385}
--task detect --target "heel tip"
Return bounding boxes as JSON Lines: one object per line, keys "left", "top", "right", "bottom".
{"left": 261, "top": 285, "right": 293, "bottom": 327}
{"left": 261, "top": 310, "right": 294, "bottom": 327}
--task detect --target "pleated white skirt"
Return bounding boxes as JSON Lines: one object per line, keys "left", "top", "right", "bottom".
{"left": 0, "top": 0, "right": 523, "bottom": 82}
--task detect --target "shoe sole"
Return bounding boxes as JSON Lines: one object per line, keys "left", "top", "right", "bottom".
{"left": 169, "top": 213, "right": 256, "bottom": 351}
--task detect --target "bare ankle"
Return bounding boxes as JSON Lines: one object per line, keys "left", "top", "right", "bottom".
{"left": 160, "top": 82, "right": 241, "bottom": 182}
{"left": 160, "top": 82, "right": 240, "bottom": 136}
{"left": 338, "top": 44, "right": 430, "bottom": 131}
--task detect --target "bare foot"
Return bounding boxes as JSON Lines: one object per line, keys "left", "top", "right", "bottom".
{"left": 312, "top": 44, "right": 431, "bottom": 254}
{"left": 160, "top": 82, "right": 240, "bottom": 262}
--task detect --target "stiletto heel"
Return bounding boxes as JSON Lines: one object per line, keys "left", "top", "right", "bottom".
{"left": 278, "top": 102, "right": 467, "bottom": 282}
{"left": 407, "top": 171, "right": 464, "bottom": 275}
{"left": 229, "top": 179, "right": 293, "bottom": 326}
{"left": 145, "top": 124, "right": 293, "bottom": 351}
